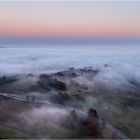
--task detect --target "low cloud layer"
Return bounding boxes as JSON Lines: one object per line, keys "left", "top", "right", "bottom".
{"left": 0, "top": 46, "right": 140, "bottom": 95}
{"left": 0, "top": 46, "right": 140, "bottom": 74}
{"left": 16, "top": 106, "right": 69, "bottom": 138}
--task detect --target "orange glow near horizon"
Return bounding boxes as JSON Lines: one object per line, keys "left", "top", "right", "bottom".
{"left": 0, "top": 1, "right": 140, "bottom": 40}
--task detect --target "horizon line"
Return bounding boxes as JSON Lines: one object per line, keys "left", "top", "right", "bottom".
{"left": 0, "top": 38, "right": 140, "bottom": 45}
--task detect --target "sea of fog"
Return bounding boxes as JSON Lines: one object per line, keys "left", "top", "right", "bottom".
{"left": 0, "top": 45, "right": 140, "bottom": 81}
{"left": 0, "top": 45, "right": 140, "bottom": 139}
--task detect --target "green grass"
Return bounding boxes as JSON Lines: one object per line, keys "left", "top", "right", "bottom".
{"left": 0, "top": 127, "right": 29, "bottom": 139}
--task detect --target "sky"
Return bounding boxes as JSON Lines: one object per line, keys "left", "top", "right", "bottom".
{"left": 0, "top": 1, "right": 140, "bottom": 45}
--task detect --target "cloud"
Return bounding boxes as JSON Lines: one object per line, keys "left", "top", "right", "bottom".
{"left": 0, "top": 46, "right": 140, "bottom": 95}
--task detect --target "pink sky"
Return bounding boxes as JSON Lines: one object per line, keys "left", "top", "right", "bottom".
{"left": 0, "top": 1, "right": 140, "bottom": 40}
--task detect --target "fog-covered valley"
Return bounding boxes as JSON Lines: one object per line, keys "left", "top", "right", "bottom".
{"left": 0, "top": 45, "right": 140, "bottom": 139}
